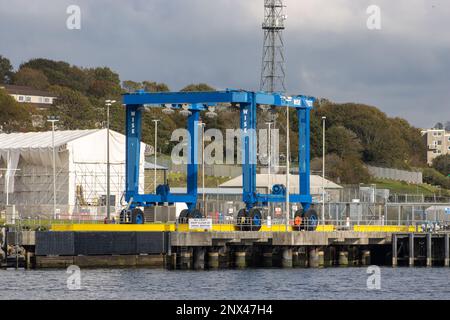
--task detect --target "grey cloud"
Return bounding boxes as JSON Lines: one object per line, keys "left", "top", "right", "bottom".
{"left": 0, "top": 0, "right": 449, "bottom": 128}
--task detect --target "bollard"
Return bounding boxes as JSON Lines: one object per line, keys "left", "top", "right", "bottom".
{"left": 309, "top": 247, "right": 319, "bottom": 268}
{"left": 235, "top": 251, "right": 247, "bottom": 269}
{"left": 445, "top": 234, "right": 449, "bottom": 268}
{"left": 178, "top": 248, "right": 193, "bottom": 270}
{"left": 409, "top": 234, "right": 414, "bottom": 267}
{"left": 295, "top": 248, "right": 308, "bottom": 268}
{"left": 207, "top": 251, "right": 219, "bottom": 269}
{"left": 193, "top": 247, "right": 205, "bottom": 270}
{"left": 324, "top": 247, "right": 335, "bottom": 267}
{"left": 426, "top": 233, "right": 432, "bottom": 267}
{"left": 361, "top": 250, "right": 371, "bottom": 266}
{"left": 262, "top": 248, "right": 273, "bottom": 268}
{"left": 338, "top": 251, "right": 349, "bottom": 267}
{"left": 282, "top": 248, "right": 293, "bottom": 268}
{"left": 392, "top": 234, "right": 398, "bottom": 267}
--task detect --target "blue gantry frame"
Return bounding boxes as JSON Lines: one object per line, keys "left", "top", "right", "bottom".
{"left": 122, "top": 89, "right": 315, "bottom": 213}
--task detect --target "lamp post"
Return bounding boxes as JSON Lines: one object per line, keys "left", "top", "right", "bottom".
{"left": 266, "top": 122, "right": 272, "bottom": 217}
{"left": 285, "top": 107, "right": 290, "bottom": 230}
{"left": 152, "top": 119, "right": 160, "bottom": 192}
{"left": 198, "top": 122, "right": 206, "bottom": 213}
{"left": 322, "top": 116, "right": 326, "bottom": 225}
{"left": 47, "top": 116, "right": 59, "bottom": 220}
{"left": 105, "top": 100, "right": 116, "bottom": 221}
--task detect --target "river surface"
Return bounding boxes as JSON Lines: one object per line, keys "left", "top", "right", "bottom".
{"left": 0, "top": 267, "right": 448, "bottom": 300}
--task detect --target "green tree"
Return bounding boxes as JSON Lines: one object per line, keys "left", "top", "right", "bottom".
{"left": 142, "top": 81, "right": 170, "bottom": 92}
{"left": 13, "top": 67, "right": 50, "bottom": 90}
{"left": 311, "top": 154, "right": 371, "bottom": 184}
{"left": 48, "top": 86, "right": 97, "bottom": 129}
{"left": 0, "top": 55, "right": 13, "bottom": 84}
{"left": 0, "top": 89, "right": 32, "bottom": 132}
{"left": 326, "top": 126, "right": 363, "bottom": 159}
{"left": 432, "top": 154, "right": 450, "bottom": 176}
{"left": 181, "top": 83, "right": 215, "bottom": 92}
{"left": 422, "top": 168, "right": 450, "bottom": 189}
{"left": 122, "top": 80, "right": 142, "bottom": 93}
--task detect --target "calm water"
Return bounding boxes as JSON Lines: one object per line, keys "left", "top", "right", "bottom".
{"left": 0, "top": 268, "right": 449, "bottom": 300}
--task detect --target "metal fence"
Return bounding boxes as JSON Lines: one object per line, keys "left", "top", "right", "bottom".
{"left": 2, "top": 202, "right": 449, "bottom": 231}
{"left": 367, "top": 165, "right": 423, "bottom": 184}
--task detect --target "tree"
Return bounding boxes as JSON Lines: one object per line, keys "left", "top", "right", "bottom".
{"left": 13, "top": 67, "right": 50, "bottom": 90}
{"left": 181, "top": 83, "right": 215, "bottom": 92}
{"left": 48, "top": 86, "right": 97, "bottom": 129}
{"left": 122, "top": 80, "right": 142, "bottom": 93}
{"left": 422, "top": 168, "right": 450, "bottom": 189}
{"left": 434, "top": 122, "right": 444, "bottom": 130}
{"left": 0, "top": 55, "right": 13, "bottom": 84}
{"left": 445, "top": 121, "right": 450, "bottom": 132}
{"left": 314, "top": 101, "right": 416, "bottom": 169}
{"left": 86, "top": 67, "right": 121, "bottom": 98}
{"left": 142, "top": 81, "right": 170, "bottom": 92}
{"left": 311, "top": 154, "right": 371, "bottom": 184}
{"left": 432, "top": 154, "right": 450, "bottom": 176}
{"left": 326, "top": 126, "right": 363, "bottom": 159}
{"left": 0, "top": 89, "right": 32, "bottom": 132}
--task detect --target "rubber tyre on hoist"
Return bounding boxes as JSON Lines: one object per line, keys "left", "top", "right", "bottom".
{"left": 188, "top": 209, "right": 203, "bottom": 219}
{"left": 248, "top": 208, "right": 262, "bottom": 231}
{"left": 131, "top": 208, "right": 144, "bottom": 225}
{"left": 236, "top": 209, "right": 248, "bottom": 231}
{"left": 178, "top": 209, "right": 190, "bottom": 223}
{"left": 302, "top": 208, "right": 318, "bottom": 231}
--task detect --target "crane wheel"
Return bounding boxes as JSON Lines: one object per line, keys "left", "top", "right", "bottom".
{"left": 189, "top": 209, "right": 203, "bottom": 219}
{"left": 236, "top": 209, "right": 248, "bottom": 231}
{"left": 293, "top": 209, "right": 304, "bottom": 231}
{"left": 249, "top": 208, "right": 262, "bottom": 231}
{"left": 178, "top": 209, "right": 189, "bottom": 224}
{"left": 131, "top": 208, "right": 144, "bottom": 225}
{"left": 303, "top": 209, "right": 318, "bottom": 231}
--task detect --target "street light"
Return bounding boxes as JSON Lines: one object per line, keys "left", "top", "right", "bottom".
{"left": 285, "top": 106, "right": 290, "bottom": 230}
{"left": 322, "top": 116, "right": 327, "bottom": 225}
{"left": 198, "top": 121, "right": 206, "bottom": 214}
{"left": 152, "top": 119, "right": 160, "bottom": 193}
{"left": 105, "top": 100, "right": 116, "bottom": 221}
{"left": 266, "top": 122, "right": 273, "bottom": 218}
{"left": 47, "top": 116, "right": 60, "bottom": 220}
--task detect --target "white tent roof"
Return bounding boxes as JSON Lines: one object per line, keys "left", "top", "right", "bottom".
{"left": 0, "top": 130, "right": 97, "bottom": 151}
{"left": 219, "top": 174, "right": 342, "bottom": 190}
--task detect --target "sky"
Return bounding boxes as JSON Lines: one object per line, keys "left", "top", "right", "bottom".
{"left": 0, "top": 0, "right": 449, "bottom": 128}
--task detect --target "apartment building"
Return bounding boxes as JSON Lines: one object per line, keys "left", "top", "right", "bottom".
{"left": 421, "top": 129, "right": 450, "bottom": 165}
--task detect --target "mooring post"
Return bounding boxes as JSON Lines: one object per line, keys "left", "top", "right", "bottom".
{"left": 426, "top": 233, "right": 432, "bottom": 267}
{"left": 193, "top": 247, "right": 205, "bottom": 270}
{"left": 282, "top": 247, "right": 293, "bottom": 268}
{"left": 392, "top": 234, "right": 398, "bottom": 267}
{"left": 445, "top": 233, "right": 449, "bottom": 267}
{"left": 409, "top": 233, "right": 414, "bottom": 267}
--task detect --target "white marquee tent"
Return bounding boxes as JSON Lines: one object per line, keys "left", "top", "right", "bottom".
{"left": 0, "top": 129, "right": 146, "bottom": 216}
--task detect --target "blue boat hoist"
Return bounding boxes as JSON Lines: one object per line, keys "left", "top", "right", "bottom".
{"left": 121, "top": 89, "right": 318, "bottom": 231}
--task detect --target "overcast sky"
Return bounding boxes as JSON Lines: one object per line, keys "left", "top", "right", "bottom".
{"left": 1, "top": 0, "right": 449, "bottom": 128}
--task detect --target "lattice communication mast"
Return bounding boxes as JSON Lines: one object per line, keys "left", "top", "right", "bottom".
{"left": 260, "top": 0, "right": 287, "bottom": 93}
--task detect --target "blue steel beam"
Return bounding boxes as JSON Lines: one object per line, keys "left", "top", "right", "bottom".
{"left": 122, "top": 90, "right": 315, "bottom": 214}
{"left": 123, "top": 90, "right": 314, "bottom": 109}
{"left": 125, "top": 105, "right": 143, "bottom": 204}
{"left": 240, "top": 94, "right": 258, "bottom": 209}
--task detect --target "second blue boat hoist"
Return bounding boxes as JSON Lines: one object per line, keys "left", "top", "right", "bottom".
{"left": 121, "top": 89, "right": 318, "bottom": 231}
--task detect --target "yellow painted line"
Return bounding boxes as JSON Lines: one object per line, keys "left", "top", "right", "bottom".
{"left": 53, "top": 224, "right": 420, "bottom": 233}
{"left": 316, "top": 225, "right": 335, "bottom": 232}
{"left": 353, "top": 225, "right": 421, "bottom": 233}
{"left": 51, "top": 224, "right": 175, "bottom": 232}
